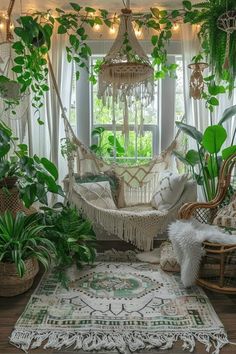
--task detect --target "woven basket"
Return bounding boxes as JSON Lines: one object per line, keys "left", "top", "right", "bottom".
{"left": 0, "top": 258, "right": 39, "bottom": 297}
{"left": 0, "top": 187, "right": 35, "bottom": 216}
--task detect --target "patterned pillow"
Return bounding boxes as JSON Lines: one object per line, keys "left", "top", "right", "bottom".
{"left": 74, "top": 181, "right": 117, "bottom": 210}
{"left": 213, "top": 196, "right": 236, "bottom": 229}
{"left": 151, "top": 171, "right": 188, "bottom": 211}
{"left": 160, "top": 241, "right": 180, "bottom": 272}
{"left": 74, "top": 171, "right": 125, "bottom": 208}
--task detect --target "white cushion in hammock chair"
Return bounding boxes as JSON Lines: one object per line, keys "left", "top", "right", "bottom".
{"left": 151, "top": 171, "right": 188, "bottom": 211}
{"left": 74, "top": 181, "right": 117, "bottom": 210}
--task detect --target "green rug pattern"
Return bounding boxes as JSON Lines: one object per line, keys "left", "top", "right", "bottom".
{"left": 10, "top": 262, "right": 228, "bottom": 353}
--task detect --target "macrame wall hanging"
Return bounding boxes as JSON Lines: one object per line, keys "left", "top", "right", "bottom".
{"left": 98, "top": 0, "right": 154, "bottom": 150}
{"left": 188, "top": 62, "right": 208, "bottom": 100}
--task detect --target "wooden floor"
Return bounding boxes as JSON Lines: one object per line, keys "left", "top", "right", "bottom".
{"left": 1, "top": 243, "right": 236, "bottom": 354}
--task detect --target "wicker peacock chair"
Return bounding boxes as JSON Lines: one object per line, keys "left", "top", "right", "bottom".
{"left": 179, "top": 152, "right": 236, "bottom": 294}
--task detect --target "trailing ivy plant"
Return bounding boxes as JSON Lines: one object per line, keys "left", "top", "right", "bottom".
{"left": 1, "top": 0, "right": 235, "bottom": 123}
{"left": 182, "top": 0, "right": 236, "bottom": 93}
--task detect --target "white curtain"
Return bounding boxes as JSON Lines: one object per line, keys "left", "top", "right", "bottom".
{"left": 1, "top": 32, "right": 74, "bottom": 207}
{"left": 25, "top": 33, "right": 73, "bottom": 187}
{"left": 181, "top": 24, "right": 210, "bottom": 133}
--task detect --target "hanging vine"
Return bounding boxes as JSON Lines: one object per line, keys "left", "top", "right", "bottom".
{"left": 0, "top": 0, "right": 235, "bottom": 123}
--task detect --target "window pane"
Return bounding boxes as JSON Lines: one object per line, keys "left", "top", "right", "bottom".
{"left": 94, "top": 130, "right": 153, "bottom": 165}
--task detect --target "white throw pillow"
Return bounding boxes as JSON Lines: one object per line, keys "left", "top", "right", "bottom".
{"left": 151, "top": 171, "right": 188, "bottom": 211}
{"left": 74, "top": 181, "right": 117, "bottom": 210}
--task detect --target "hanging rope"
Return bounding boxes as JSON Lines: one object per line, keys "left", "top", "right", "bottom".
{"left": 6, "top": 0, "right": 16, "bottom": 42}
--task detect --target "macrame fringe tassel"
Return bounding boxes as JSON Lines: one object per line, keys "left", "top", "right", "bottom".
{"left": 10, "top": 329, "right": 229, "bottom": 354}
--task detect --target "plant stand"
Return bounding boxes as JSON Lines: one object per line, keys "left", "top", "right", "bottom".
{"left": 198, "top": 241, "right": 236, "bottom": 294}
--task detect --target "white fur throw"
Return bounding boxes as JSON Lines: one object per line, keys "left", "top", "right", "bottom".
{"left": 168, "top": 219, "right": 236, "bottom": 287}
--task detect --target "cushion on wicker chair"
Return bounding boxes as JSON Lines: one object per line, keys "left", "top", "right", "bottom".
{"left": 213, "top": 196, "right": 236, "bottom": 229}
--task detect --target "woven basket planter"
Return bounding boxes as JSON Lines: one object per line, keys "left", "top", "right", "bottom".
{"left": 0, "top": 186, "right": 36, "bottom": 216}
{"left": 0, "top": 258, "right": 39, "bottom": 297}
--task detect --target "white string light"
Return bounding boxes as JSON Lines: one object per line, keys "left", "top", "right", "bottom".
{"left": 94, "top": 23, "right": 101, "bottom": 31}
{"left": 109, "top": 25, "right": 116, "bottom": 34}
{"left": 173, "top": 23, "right": 179, "bottom": 31}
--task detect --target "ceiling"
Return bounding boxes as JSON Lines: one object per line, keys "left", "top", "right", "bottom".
{"left": 0, "top": 0, "right": 201, "bottom": 14}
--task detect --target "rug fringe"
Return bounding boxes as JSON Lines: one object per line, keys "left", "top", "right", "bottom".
{"left": 10, "top": 329, "right": 229, "bottom": 354}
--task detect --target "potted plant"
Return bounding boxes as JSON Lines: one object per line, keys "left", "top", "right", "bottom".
{"left": 0, "top": 120, "right": 64, "bottom": 213}
{"left": 174, "top": 105, "right": 236, "bottom": 201}
{"left": 38, "top": 203, "right": 96, "bottom": 287}
{"left": 0, "top": 211, "right": 55, "bottom": 296}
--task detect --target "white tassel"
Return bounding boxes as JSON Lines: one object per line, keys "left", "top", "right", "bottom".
{"left": 10, "top": 329, "right": 229, "bottom": 354}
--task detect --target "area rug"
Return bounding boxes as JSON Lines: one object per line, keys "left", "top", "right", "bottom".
{"left": 10, "top": 262, "right": 229, "bottom": 354}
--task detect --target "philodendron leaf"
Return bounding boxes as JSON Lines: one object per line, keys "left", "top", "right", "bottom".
{"left": 40, "top": 157, "right": 58, "bottom": 180}
{"left": 185, "top": 149, "right": 200, "bottom": 166}
{"left": 207, "top": 157, "right": 219, "bottom": 178}
{"left": 92, "top": 127, "right": 105, "bottom": 136}
{"left": 173, "top": 151, "right": 191, "bottom": 166}
{"left": 218, "top": 105, "right": 236, "bottom": 125}
{"left": 176, "top": 121, "right": 203, "bottom": 143}
{"left": 202, "top": 125, "right": 227, "bottom": 154}
{"left": 222, "top": 145, "right": 236, "bottom": 160}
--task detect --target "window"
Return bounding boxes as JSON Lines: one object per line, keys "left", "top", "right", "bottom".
{"left": 69, "top": 52, "right": 185, "bottom": 164}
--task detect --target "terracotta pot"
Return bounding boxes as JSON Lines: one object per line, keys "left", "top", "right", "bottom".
{"left": 0, "top": 258, "right": 39, "bottom": 297}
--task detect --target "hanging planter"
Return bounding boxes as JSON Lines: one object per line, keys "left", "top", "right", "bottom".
{"left": 98, "top": 2, "right": 154, "bottom": 149}
{"left": 182, "top": 0, "right": 236, "bottom": 93}
{"left": 188, "top": 62, "right": 208, "bottom": 100}
{"left": 217, "top": 10, "right": 236, "bottom": 69}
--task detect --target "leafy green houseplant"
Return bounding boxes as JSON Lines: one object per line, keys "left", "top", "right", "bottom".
{"left": 0, "top": 1, "right": 234, "bottom": 123}
{"left": 174, "top": 105, "right": 236, "bottom": 201}
{"left": 0, "top": 211, "right": 55, "bottom": 296}
{"left": 0, "top": 120, "right": 63, "bottom": 209}
{"left": 38, "top": 203, "right": 96, "bottom": 286}
{"left": 90, "top": 127, "right": 125, "bottom": 158}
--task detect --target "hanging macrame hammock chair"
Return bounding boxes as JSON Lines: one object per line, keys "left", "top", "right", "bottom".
{"left": 60, "top": 113, "right": 194, "bottom": 251}
{"left": 47, "top": 20, "right": 189, "bottom": 251}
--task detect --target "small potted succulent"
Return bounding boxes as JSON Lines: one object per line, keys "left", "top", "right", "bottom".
{"left": 0, "top": 211, "right": 55, "bottom": 296}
